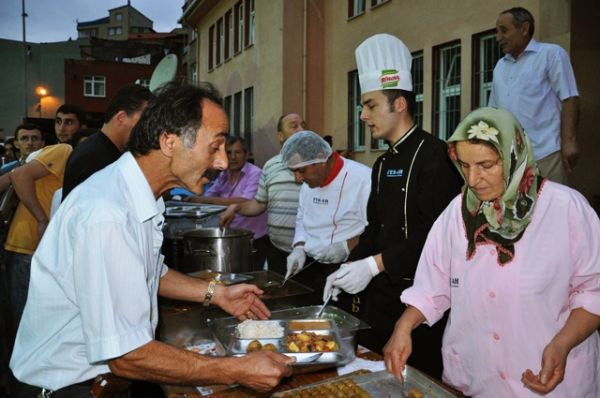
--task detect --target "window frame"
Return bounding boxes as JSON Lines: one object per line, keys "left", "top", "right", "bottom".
{"left": 224, "top": 10, "right": 233, "bottom": 60}
{"left": 471, "top": 29, "right": 503, "bottom": 109}
{"left": 432, "top": 40, "right": 461, "bottom": 141}
{"left": 216, "top": 18, "right": 224, "bottom": 66}
{"left": 234, "top": 1, "right": 244, "bottom": 54}
{"left": 208, "top": 25, "right": 215, "bottom": 71}
{"left": 244, "top": 87, "right": 254, "bottom": 151}
{"left": 348, "top": 0, "right": 365, "bottom": 19}
{"left": 348, "top": 70, "right": 366, "bottom": 152}
{"left": 244, "top": 0, "right": 255, "bottom": 48}
{"left": 84, "top": 75, "right": 106, "bottom": 98}
{"left": 412, "top": 51, "right": 424, "bottom": 128}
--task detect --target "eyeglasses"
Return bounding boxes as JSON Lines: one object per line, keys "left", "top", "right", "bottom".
{"left": 457, "top": 157, "right": 502, "bottom": 173}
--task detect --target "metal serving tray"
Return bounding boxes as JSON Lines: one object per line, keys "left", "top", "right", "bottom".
{"left": 272, "top": 367, "right": 458, "bottom": 397}
{"left": 212, "top": 318, "right": 355, "bottom": 368}
{"left": 188, "top": 270, "right": 254, "bottom": 285}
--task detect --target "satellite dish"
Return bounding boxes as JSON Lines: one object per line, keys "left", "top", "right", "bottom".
{"left": 149, "top": 54, "right": 178, "bottom": 92}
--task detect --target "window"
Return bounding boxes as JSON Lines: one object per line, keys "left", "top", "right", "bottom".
{"left": 217, "top": 18, "right": 224, "bottom": 65}
{"left": 115, "top": 12, "right": 123, "bottom": 22}
{"left": 244, "top": 0, "right": 255, "bottom": 47}
{"left": 233, "top": 91, "right": 242, "bottom": 136}
{"left": 108, "top": 27, "right": 122, "bottom": 36}
{"left": 348, "top": 0, "right": 365, "bottom": 18}
{"left": 472, "top": 30, "right": 502, "bottom": 108}
{"left": 84, "top": 76, "right": 106, "bottom": 97}
{"left": 412, "top": 51, "right": 424, "bottom": 127}
{"left": 370, "top": 0, "right": 388, "bottom": 8}
{"left": 224, "top": 95, "right": 232, "bottom": 133}
{"left": 348, "top": 70, "right": 365, "bottom": 151}
{"left": 433, "top": 41, "right": 461, "bottom": 140}
{"left": 244, "top": 87, "right": 254, "bottom": 150}
{"left": 135, "top": 78, "right": 150, "bottom": 88}
{"left": 208, "top": 25, "right": 215, "bottom": 70}
{"left": 191, "top": 63, "right": 197, "bottom": 82}
{"left": 225, "top": 10, "right": 232, "bottom": 60}
{"left": 234, "top": 1, "right": 244, "bottom": 54}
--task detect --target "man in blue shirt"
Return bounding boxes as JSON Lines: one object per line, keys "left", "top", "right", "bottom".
{"left": 489, "top": 6, "right": 579, "bottom": 184}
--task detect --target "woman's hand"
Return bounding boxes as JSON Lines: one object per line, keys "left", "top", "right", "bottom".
{"left": 521, "top": 339, "right": 568, "bottom": 395}
{"left": 383, "top": 327, "right": 413, "bottom": 383}
{"left": 213, "top": 283, "right": 271, "bottom": 320}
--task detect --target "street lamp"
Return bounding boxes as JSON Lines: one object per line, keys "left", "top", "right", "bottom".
{"left": 35, "top": 85, "right": 48, "bottom": 118}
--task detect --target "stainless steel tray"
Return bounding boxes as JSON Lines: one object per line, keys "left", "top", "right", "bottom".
{"left": 212, "top": 318, "right": 355, "bottom": 367}
{"left": 188, "top": 270, "right": 254, "bottom": 285}
{"left": 272, "top": 367, "right": 458, "bottom": 397}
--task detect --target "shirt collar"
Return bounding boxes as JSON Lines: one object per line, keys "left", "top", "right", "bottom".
{"left": 119, "top": 152, "right": 164, "bottom": 223}
{"left": 390, "top": 124, "right": 418, "bottom": 154}
{"left": 504, "top": 38, "right": 539, "bottom": 62}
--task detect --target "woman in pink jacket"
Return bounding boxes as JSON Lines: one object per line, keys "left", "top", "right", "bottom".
{"left": 384, "top": 107, "right": 600, "bottom": 397}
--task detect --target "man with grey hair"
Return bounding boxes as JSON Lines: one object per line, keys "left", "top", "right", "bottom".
{"left": 281, "top": 130, "right": 371, "bottom": 306}
{"left": 10, "top": 82, "right": 293, "bottom": 397}
{"left": 490, "top": 6, "right": 579, "bottom": 184}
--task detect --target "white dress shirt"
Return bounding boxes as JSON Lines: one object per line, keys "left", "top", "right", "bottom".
{"left": 488, "top": 39, "right": 579, "bottom": 160}
{"left": 10, "top": 152, "right": 168, "bottom": 390}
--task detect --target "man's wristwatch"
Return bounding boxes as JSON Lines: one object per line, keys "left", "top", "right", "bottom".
{"left": 203, "top": 280, "right": 217, "bottom": 307}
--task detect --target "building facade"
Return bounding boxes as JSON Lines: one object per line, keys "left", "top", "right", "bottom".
{"left": 182, "top": 0, "right": 599, "bottom": 202}
{"left": 77, "top": 4, "right": 154, "bottom": 41}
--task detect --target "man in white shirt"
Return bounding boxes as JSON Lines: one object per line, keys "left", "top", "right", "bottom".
{"left": 281, "top": 131, "right": 371, "bottom": 307}
{"left": 489, "top": 6, "right": 579, "bottom": 184}
{"left": 10, "top": 82, "right": 293, "bottom": 397}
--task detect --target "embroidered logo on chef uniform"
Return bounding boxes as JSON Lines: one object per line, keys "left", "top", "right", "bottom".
{"left": 312, "top": 197, "right": 329, "bottom": 205}
{"left": 386, "top": 169, "right": 404, "bottom": 177}
{"left": 450, "top": 277, "right": 459, "bottom": 288}
{"left": 379, "top": 69, "right": 401, "bottom": 88}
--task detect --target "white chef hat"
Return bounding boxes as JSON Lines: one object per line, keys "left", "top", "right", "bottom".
{"left": 355, "top": 33, "right": 413, "bottom": 93}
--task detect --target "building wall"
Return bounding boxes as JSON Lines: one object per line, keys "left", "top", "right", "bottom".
{"left": 64, "top": 59, "right": 153, "bottom": 124}
{"left": 185, "top": 0, "right": 599, "bottom": 199}
{"left": 0, "top": 38, "right": 85, "bottom": 139}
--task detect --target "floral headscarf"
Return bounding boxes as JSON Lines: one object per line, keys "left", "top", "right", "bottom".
{"left": 447, "top": 107, "right": 544, "bottom": 265}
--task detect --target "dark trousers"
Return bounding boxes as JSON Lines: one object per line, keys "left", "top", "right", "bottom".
{"left": 18, "top": 381, "right": 130, "bottom": 398}
{"left": 251, "top": 235, "right": 271, "bottom": 270}
{"left": 263, "top": 242, "right": 289, "bottom": 277}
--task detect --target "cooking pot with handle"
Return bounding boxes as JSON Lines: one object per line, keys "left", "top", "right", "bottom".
{"left": 182, "top": 228, "right": 254, "bottom": 273}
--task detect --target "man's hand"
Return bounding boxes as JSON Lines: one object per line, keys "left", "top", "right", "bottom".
{"left": 521, "top": 339, "right": 568, "bottom": 395}
{"left": 213, "top": 283, "right": 270, "bottom": 321}
{"left": 561, "top": 136, "right": 579, "bottom": 172}
{"left": 383, "top": 327, "right": 413, "bottom": 383}
{"left": 233, "top": 351, "right": 294, "bottom": 392}
{"left": 309, "top": 241, "right": 349, "bottom": 264}
{"left": 327, "top": 256, "right": 380, "bottom": 295}
{"left": 219, "top": 204, "right": 238, "bottom": 229}
{"left": 285, "top": 246, "right": 306, "bottom": 279}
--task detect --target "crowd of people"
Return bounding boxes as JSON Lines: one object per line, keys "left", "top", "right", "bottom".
{"left": 0, "top": 5, "right": 597, "bottom": 398}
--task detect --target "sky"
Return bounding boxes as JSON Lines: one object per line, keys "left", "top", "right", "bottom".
{"left": 0, "top": 0, "right": 183, "bottom": 43}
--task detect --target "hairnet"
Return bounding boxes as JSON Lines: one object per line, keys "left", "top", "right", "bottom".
{"left": 280, "top": 130, "right": 333, "bottom": 169}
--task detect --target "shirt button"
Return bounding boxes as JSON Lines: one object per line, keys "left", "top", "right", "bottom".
{"left": 401, "top": 227, "right": 405, "bottom": 231}
{"left": 500, "top": 372, "right": 507, "bottom": 380}
{"left": 489, "top": 291, "right": 496, "bottom": 298}
{"left": 493, "top": 333, "right": 500, "bottom": 341}
{"left": 490, "top": 249, "right": 495, "bottom": 255}
{"left": 381, "top": 223, "right": 385, "bottom": 228}
{"left": 401, "top": 188, "right": 405, "bottom": 192}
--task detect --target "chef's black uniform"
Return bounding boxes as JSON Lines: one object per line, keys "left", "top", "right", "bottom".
{"left": 350, "top": 125, "right": 462, "bottom": 378}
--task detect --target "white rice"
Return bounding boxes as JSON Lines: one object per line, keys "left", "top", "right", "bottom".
{"left": 237, "top": 320, "right": 284, "bottom": 339}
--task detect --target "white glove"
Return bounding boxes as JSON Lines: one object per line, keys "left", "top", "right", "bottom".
{"left": 285, "top": 246, "right": 307, "bottom": 279}
{"left": 310, "top": 241, "right": 349, "bottom": 264}
{"left": 328, "top": 256, "right": 380, "bottom": 295}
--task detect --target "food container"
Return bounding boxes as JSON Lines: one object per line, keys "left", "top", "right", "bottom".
{"left": 272, "top": 367, "right": 459, "bottom": 397}
{"left": 182, "top": 228, "right": 255, "bottom": 273}
{"left": 212, "top": 319, "right": 354, "bottom": 368}
{"left": 188, "top": 270, "right": 254, "bottom": 285}
{"left": 266, "top": 305, "right": 371, "bottom": 350}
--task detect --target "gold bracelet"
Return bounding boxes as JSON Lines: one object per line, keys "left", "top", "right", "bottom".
{"left": 203, "top": 280, "right": 217, "bottom": 307}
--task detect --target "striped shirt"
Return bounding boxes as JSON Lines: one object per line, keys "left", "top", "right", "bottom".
{"left": 255, "top": 154, "right": 301, "bottom": 252}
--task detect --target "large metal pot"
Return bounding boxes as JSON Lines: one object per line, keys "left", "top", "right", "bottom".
{"left": 182, "top": 228, "right": 254, "bottom": 273}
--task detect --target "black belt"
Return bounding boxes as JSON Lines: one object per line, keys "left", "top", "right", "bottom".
{"left": 36, "top": 378, "right": 94, "bottom": 398}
